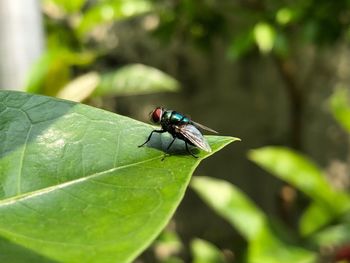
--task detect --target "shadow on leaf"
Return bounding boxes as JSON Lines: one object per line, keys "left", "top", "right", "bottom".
{"left": 140, "top": 131, "right": 200, "bottom": 158}
{"left": 0, "top": 236, "right": 58, "bottom": 263}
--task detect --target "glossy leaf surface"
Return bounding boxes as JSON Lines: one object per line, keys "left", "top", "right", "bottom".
{"left": 0, "top": 91, "right": 236, "bottom": 263}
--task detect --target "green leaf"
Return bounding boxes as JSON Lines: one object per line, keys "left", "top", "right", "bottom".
{"left": 249, "top": 147, "right": 350, "bottom": 236}
{"left": 191, "top": 176, "right": 264, "bottom": 241}
{"left": 94, "top": 64, "right": 180, "bottom": 97}
{"left": 299, "top": 202, "right": 336, "bottom": 236}
{"left": 0, "top": 91, "right": 236, "bottom": 263}
{"left": 191, "top": 176, "right": 316, "bottom": 263}
{"left": 248, "top": 227, "right": 315, "bottom": 263}
{"left": 25, "top": 50, "right": 56, "bottom": 94}
{"left": 25, "top": 49, "right": 96, "bottom": 95}
{"left": 253, "top": 22, "right": 276, "bottom": 54}
{"left": 329, "top": 86, "right": 350, "bottom": 133}
{"left": 190, "top": 238, "right": 226, "bottom": 263}
{"left": 76, "top": 0, "right": 152, "bottom": 36}
{"left": 276, "top": 8, "right": 295, "bottom": 25}
{"left": 227, "top": 30, "right": 255, "bottom": 60}
{"left": 310, "top": 223, "right": 350, "bottom": 247}
{"left": 248, "top": 147, "right": 350, "bottom": 211}
{"left": 42, "top": 0, "right": 86, "bottom": 13}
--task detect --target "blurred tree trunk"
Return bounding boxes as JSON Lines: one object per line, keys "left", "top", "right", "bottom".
{"left": 0, "top": 0, "right": 44, "bottom": 90}
{"left": 274, "top": 55, "right": 303, "bottom": 150}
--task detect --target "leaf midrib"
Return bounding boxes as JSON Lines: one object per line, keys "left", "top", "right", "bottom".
{"left": 0, "top": 155, "right": 164, "bottom": 207}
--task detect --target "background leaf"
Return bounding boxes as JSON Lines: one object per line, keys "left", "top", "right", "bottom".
{"left": 190, "top": 238, "right": 226, "bottom": 263}
{"left": 76, "top": 0, "right": 153, "bottom": 37}
{"left": 299, "top": 202, "right": 336, "bottom": 236}
{"left": 227, "top": 30, "right": 255, "bottom": 60}
{"left": 25, "top": 49, "right": 96, "bottom": 96}
{"left": 56, "top": 71, "right": 100, "bottom": 102}
{"left": 191, "top": 176, "right": 264, "bottom": 241}
{"left": 329, "top": 86, "right": 350, "bottom": 133}
{"left": 248, "top": 147, "right": 350, "bottom": 211}
{"left": 94, "top": 64, "right": 180, "bottom": 97}
{"left": 249, "top": 147, "right": 350, "bottom": 235}
{"left": 310, "top": 223, "right": 350, "bottom": 247}
{"left": 42, "top": 0, "right": 86, "bottom": 14}
{"left": 191, "top": 176, "right": 316, "bottom": 263}
{"left": 0, "top": 91, "right": 235, "bottom": 263}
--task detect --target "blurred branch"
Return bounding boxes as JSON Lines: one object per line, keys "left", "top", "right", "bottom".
{"left": 273, "top": 55, "right": 303, "bottom": 149}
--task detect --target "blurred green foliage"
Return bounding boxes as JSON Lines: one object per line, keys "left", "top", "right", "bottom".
{"left": 250, "top": 147, "right": 350, "bottom": 236}
{"left": 94, "top": 63, "right": 179, "bottom": 97}
{"left": 192, "top": 144, "right": 350, "bottom": 262}
{"left": 153, "top": 0, "right": 350, "bottom": 57}
{"left": 190, "top": 238, "right": 226, "bottom": 263}
{"left": 27, "top": 0, "right": 350, "bottom": 100}
{"left": 26, "top": 0, "right": 179, "bottom": 101}
{"left": 330, "top": 86, "right": 350, "bottom": 134}
{"left": 76, "top": 0, "right": 152, "bottom": 36}
{"left": 189, "top": 89, "right": 350, "bottom": 262}
{"left": 191, "top": 176, "right": 317, "bottom": 263}
{"left": 144, "top": 225, "right": 228, "bottom": 263}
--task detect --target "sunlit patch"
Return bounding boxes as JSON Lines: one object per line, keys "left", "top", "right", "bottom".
{"left": 37, "top": 128, "right": 67, "bottom": 150}
{"left": 101, "top": 5, "right": 114, "bottom": 20}
{"left": 253, "top": 22, "right": 276, "bottom": 53}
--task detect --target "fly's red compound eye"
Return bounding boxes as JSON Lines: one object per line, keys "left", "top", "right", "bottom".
{"left": 151, "top": 107, "right": 162, "bottom": 123}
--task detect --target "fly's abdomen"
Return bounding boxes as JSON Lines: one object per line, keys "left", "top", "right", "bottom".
{"left": 175, "top": 124, "right": 211, "bottom": 152}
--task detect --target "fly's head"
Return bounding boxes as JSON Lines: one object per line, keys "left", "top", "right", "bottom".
{"left": 150, "top": 107, "right": 164, "bottom": 124}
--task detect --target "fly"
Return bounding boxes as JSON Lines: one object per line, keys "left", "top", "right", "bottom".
{"left": 138, "top": 107, "right": 218, "bottom": 159}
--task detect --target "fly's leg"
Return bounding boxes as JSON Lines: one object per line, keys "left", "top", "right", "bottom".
{"left": 166, "top": 137, "right": 176, "bottom": 151}
{"left": 185, "top": 142, "right": 198, "bottom": 158}
{"left": 161, "top": 137, "right": 176, "bottom": 161}
{"left": 138, "top": 130, "right": 166, "bottom": 147}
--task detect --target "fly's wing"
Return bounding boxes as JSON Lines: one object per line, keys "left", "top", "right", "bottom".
{"left": 191, "top": 121, "right": 218, "bottom": 134}
{"left": 176, "top": 124, "right": 212, "bottom": 152}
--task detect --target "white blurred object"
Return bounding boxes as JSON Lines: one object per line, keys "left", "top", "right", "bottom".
{"left": 0, "top": 0, "right": 45, "bottom": 90}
